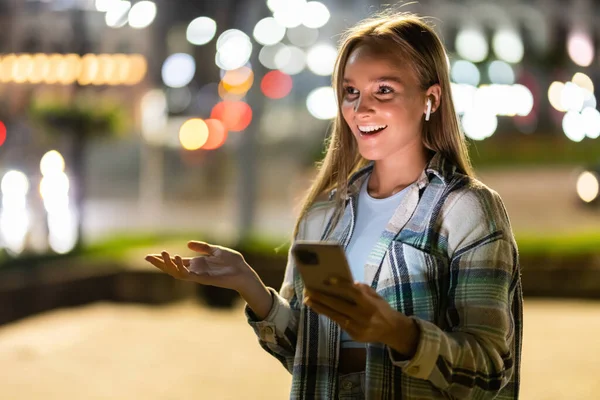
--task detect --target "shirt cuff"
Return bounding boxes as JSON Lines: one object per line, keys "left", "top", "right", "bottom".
{"left": 387, "top": 317, "right": 442, "bottom": 380}
{"left": 245, "top": 287, "right": 294, "bottom": 345}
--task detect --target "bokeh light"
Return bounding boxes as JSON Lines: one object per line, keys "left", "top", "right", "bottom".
{"left": 492, "top": 29, "right": 524, "bottom": 64}
{"left": 96, "top": 0, "right": 119, "bottom": 12}
{"left": 1, "top": 170, "right": 29, "bottom": 197}
{"left": 461, "top": 111, "right": 498, "bottom": 140}
{"left": 166, "top": 87, "right": 193, "bottom": 113}
{"left": 488, "top": 60, "right": 515, "bottom": 85}
{"left": 455, "top": 28, "right": 488, "bottom": 63}
{"left": 261, "top": 70, "right": 293, "bottom": 99}
{"left": 162, "top": 53, "right": 196, "bottom": 88}
{"left": 567, "top": 31, "right": 594, "bottom": 67}
{"left": 105, "top": 0, "right": 131, "bottom": 28}
{"left": 572, "top": 72, "right": 594, "bottom": 93}
{"left": 548, "top": 81, "right": 566, "bottom": 112}
{"left": 211, "top": 101, "right": 253, "bottom": 132}
{"left": 302, "top": 1, "right": 330, "bottom": 29}
{"left": 577, "top": 171, "right": 599, "bottom": 203}
{"left": 561, "top": 81, "right": 585, "bottom": 113}
{"left": 581, "top": 107, "right": 600, "bottom": 139}
{"left": 216, "top": 30, "right": 253, "bottom": 71}
{"left": 40, "top": 150, "right": 66, "bottom": 176}
{"left": 253, "top": 17, "right": 286, "bottom": 46}
{"left": 128, "top": 0, "right": 157, "bottom": 29}
{"left": 451, "top": 60, "right": 480, "bottom": 86}
{"left": 286, "top": 25, "right": 319, "bottom": 47}
{"left": 306, "top": 87, "right": 337, "bottom": 120}
{"left": 203, "top": 119, "right": 228, "bottom": 150}
{"left": 562, "top": 110, "right": 586, "bottom": 142}
{"left": 275, "top": 45, "right": 306, "bottom": 75}
{"left": 259, "top": 43, "right": 287, "bottom": 70}
{"left": 0, "top": 121, "right": 6, "bottom": 147}
{"left": 141, "top": 89, "right": 168, "bottom": 144}
{"left": 221, "top": 66, "right": 254, "bottom": 94}
{"left": 186, "top": 17, "right": 217, "bottom": 45}
{"left": 179, "top": 119, "right": 209, "bottom": 150}
{"left": 306, "top": 43, "right": 337, "bottom": 76}
{"left": 273, "top": 0, "right": 306, "bottom": 28}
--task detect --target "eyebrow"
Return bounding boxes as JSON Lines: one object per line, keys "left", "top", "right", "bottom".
{"left": 342, "top": 76, "right": 405, "bottom": 85}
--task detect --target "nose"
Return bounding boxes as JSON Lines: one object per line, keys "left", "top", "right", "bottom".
{"left": 353, "top": 94, "right": 373, "bottom": 115}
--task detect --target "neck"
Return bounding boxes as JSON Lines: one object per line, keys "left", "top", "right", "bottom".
{"left": 367, "top": 143, "right": 430, "bottom": 199}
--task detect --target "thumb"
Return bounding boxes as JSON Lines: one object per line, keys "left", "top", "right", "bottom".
{"left": 187, "top": 241, "right": 216, "bottom": 255}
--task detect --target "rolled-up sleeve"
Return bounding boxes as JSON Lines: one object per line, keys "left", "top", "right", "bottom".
{"left": 388, "top": 186, "right": 522, "bottom": 399}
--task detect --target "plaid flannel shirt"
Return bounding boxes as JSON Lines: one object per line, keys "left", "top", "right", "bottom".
{"left": 246, "top": 152, "right": 523, "bottom": 399}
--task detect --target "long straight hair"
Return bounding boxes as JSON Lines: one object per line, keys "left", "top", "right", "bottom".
{"left": 292, "top": 11, "right": 474, "bottom": 239}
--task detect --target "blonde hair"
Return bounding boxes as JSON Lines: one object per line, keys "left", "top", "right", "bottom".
{"left": 292, "top": 11, "right": 474, "bottom": 239}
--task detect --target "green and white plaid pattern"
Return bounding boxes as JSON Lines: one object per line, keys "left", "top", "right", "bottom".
{"left": 246, "top": 153, "right": 522, "bottom": 399}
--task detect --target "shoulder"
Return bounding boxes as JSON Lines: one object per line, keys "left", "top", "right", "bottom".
{"left": 297, "top": 192, "right": 338, "bottom": 240}
{"left": 438, "top": 174, "right": 515, "bottom": 256}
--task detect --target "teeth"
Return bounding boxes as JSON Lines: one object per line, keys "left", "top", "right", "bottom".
{"left": 358, "top": 125, "right": 387, "bottom": 133}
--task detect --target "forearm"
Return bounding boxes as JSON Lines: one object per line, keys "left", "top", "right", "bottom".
{"left": 238, "top": 272, "right": 273, "bottom": 321}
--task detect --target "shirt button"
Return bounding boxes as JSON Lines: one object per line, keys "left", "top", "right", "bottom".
{"left": 342, "top": 380, "right": 353, "bottom": 390}
{"left": 262, "top": 326, "right": 274, "bottom": 335}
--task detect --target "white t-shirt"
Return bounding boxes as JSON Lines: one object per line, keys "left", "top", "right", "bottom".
{"left": 341, "top": 175, "right": 409, "bottom": 348}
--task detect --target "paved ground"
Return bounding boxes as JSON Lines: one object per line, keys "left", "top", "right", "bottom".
{"left": 0, "top": 298, "right": 599, "bottom": 399}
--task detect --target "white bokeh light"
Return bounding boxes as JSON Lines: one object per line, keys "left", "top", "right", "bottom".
{"left": 128, "top": 1, "right": 156, "bottom": 29}
{"left": 572, "top": 72, "right": 594, "bottom": 93}
{"left": 273, "top": 0, "right": 306, "bottom": 28}
{"left": 216, "top": 30, "right": 252, "bottom": 71}
{"left": 581, "top": 107, "right": 600, "bottom": 139}
{"left": 492, "top": 29, "right": 524, "bottom": 64}
{"left": 186, "top": 17, "right": 217, "bottom": 45}
{"left": 267, "top": 0, "right": 288, "bottom": 13}
{"left": 307, "top": 86, "right": 337, "bottom": 120}
{"left": 1, "top": 170, "right": 29, "bottom": 197}
{"left": 141, "top": 89, "right": 168, "bottom": 144}
{"left": 306, "top": 43, "right": 337, "bottom": 76}
{"left": 259, "top": 43, "right": 287, "bottom": 69}
{"left": 548, "top": 81, "right": 566, "bottom": 112}
{"left": 302, "top": 1, "right": 330, "bottom": 29}
{"left": 105, "top": 0, "right": 131, "bottom": 28}
{"left": 512, "top": 84, "right": 534, "bottom": 116}
{"left": 461, "top": 111, "right": 498, "bottom": 140}
{"left": 287, "top": 25, "right": 319, "bottom": 47}
{"left": 253, "top": 17, "right": 286, "bottom": 46}
{"left": 576, "top": 171, "right": 599, "bottom": 203}
{"left": 40, "top": 150, "right": 66, "bottom": 176}
{"left": 162, "top": 53, "right": 196, "bottom": 88}
{"left": 275, "top": 45, "right": 306, "bottom": 75}
{"left": 488, "top": 60, "right": 515, "bottom": 85}
{"left": 562, "top": 110, "right": 586, "bottom": 142}
{"left": 95, "top": 0, "right": 119, "bottom": 12}
{"left": 568, "top": 31, "right": 594, "bottom": 67}
{"left": 561, "top": 81, "right": 585, "bottom": 113}
{"left": 455, "top": 28, "right": 488, "bottom": 63}
{"left": 450, "top": 83, "right": 476, "bottom": 114}
{"left": 451, "top": 60, "right": 480, "bottom": 86}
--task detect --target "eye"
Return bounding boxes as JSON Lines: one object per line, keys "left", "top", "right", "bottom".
{"left": 344, "top": 86, "right": 359, "bottom": 96}
{"left": 377, "top": 85, "right": 394, "bottom": 95}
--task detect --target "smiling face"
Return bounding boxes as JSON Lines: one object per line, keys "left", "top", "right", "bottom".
{"left": 340, "top": 44, "right": 427, "bottom": 161}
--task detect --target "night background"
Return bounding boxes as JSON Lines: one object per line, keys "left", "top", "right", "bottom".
{"left": 0, "top": 0, "right": 599, "bottom": 398}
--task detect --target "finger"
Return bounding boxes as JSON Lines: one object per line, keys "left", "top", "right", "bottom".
{"left": 145, "top": 255, "right": 174, "bottom": 276}
{"left": 147, "top": 254, "right": 191, "bottom": 267}
{"left": 161, "top": 251, "right": 180, "bottom": 277}
{"left": 356, "top": 282, "right": 380, "bottom": 298}
{"left": 187, "top": 241, "right": 216, "bottom": 255}
{"left": 307, "top": 290, "right": 365, "bottom": 319}
{"left": 304, "top": 296, "right": 355, "bottom": 327}
{"left": 174, "top": 255, "right": 189, "bottom": 275}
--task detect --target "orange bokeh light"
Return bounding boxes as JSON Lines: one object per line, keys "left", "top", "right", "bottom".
{"left": 261, "top": 70, "right": 293, "bottom": 99}
{"left": 210, "top": 101, "right": 252, "bottom": 132}
{"left": 0, "top": 121, "right": 6, "bottom": 147}
{"left": 203, "top": 119, "right": 228, "bottom": 150}
{"left": 179, "top": 118, "right": 209, "bottom": 150}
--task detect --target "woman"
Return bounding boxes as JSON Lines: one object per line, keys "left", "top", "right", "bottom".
{"left": 146, "top": 11, "right": 522, "bottom": 399}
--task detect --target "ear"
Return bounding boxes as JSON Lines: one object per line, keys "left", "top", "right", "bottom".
{"left": 424, "top": 84, "right": 442, "bottom": 116}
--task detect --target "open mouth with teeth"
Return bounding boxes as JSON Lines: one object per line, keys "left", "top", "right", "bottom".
{"left": 358, "top": 125, "right": 388, "bottom": 137}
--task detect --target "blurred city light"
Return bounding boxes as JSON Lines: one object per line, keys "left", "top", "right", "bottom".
{"left": 95, "top": 0, "right": 119, "bottom": 12}
{"left": 455, "top": 28, "right": 488, "bottom": 63}
{"left": 166, "top": 87, "right": 193, "bottom": 113}
{"left": 286, "top": 26, "right": 319, "bottom": 47}
{"left": 302, "top": 2, "right": 330, "bottom": 29}
{"left": 0, "top": 121, "right": 6, "bottom": 147}
{"left": 561, "top": 82, "right": 585, "bottom": 113}
{"left": 572, "top": 72, "right": 594, "bottom": 93}
{"left": 105, "top": 0, "right": 131, "bottom": 28}
{"left": 451, "top": 60, "right": 480, "bottom": 86}
{"left": 306, "top": 87, "right": 337, "bottom": 120}
{"left": 450, "top": 83, "right": 476, "bottom": 114}
{"left": 40, "top": 150, "right": 66, "bottom": 176}
{"left": 221, "top": 66, "right": 254, "bottom": 94}
{"left": 128, "top": 1, "right": 157, "bottom": 29}
{"left": 562, "top": 110, "right": 586, "bottom": 142}
{"left": 211, "top": 101, "right": 253, "bottom": 132}
{"left": 492, "top": 29, "right": 524, "bottom": 64}
{"left": 186, "top": 17, "right": 217, "bottom": 46}
{"left": 253, "top": 17, "right": 286, "bottom": 46}
{"left": 581, "top": 108, "right": 600, "bottom": 139}
{"left": 259, "top": 43, "right": 287, "bottom": 69}
{"left": 576, "top": 171, "right": 600, "bottom": 203}
{"left": 203, "top": 119, "right": 228, "bottom": 150}
{"left": 216, "top": 30, "right": 253, "bottom": 71}
{"left": 275, "top": 45, "right": 306, "bottom": 75}
{"left": 179, "top": 118, "right": 209, "bottom": 150}
{"left": 261, "top": 70, "right": 293, "bottom": 99}
{"left": 0, "top": 170, "right": 30, "bottom": 255}
{"left": 488, "top": 60, "right": 515, "bottom": 85}
{"left": 273, "top": 0, "right": 306, "bottom": 28}
{"left": 461, "top": 111, "right": 498, "bottom": 140}
{"left": 548, "top": 81, "right": 567, "bottom": 112}
{"left": 306, "top": 43, "right": 337, "bottom": 76}
{"left": 267, "top": 0, "right": 287, "bottom": 13}
{"left": 162, "top": 53, "right": 196, "bottom": 88}
{"left": 141, "top": 89, "right": 168, "bottom": 145}
{"left": 567, "top": 30, "right": 594, "bottom": 67}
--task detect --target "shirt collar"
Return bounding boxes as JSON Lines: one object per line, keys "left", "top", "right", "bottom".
{"left": 328, "top": 152, "right": 456, "bottom": 200}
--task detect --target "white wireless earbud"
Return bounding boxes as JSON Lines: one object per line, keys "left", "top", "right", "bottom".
{"left": 425, "top": 98, "right": 432, "bottom": 121}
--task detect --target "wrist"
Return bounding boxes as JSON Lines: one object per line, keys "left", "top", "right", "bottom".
{"left": 384, "top": 312, "right": 420, "bottom": 358}
{"left": 238, "top": 274, "right": 273, "bottom": 320}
